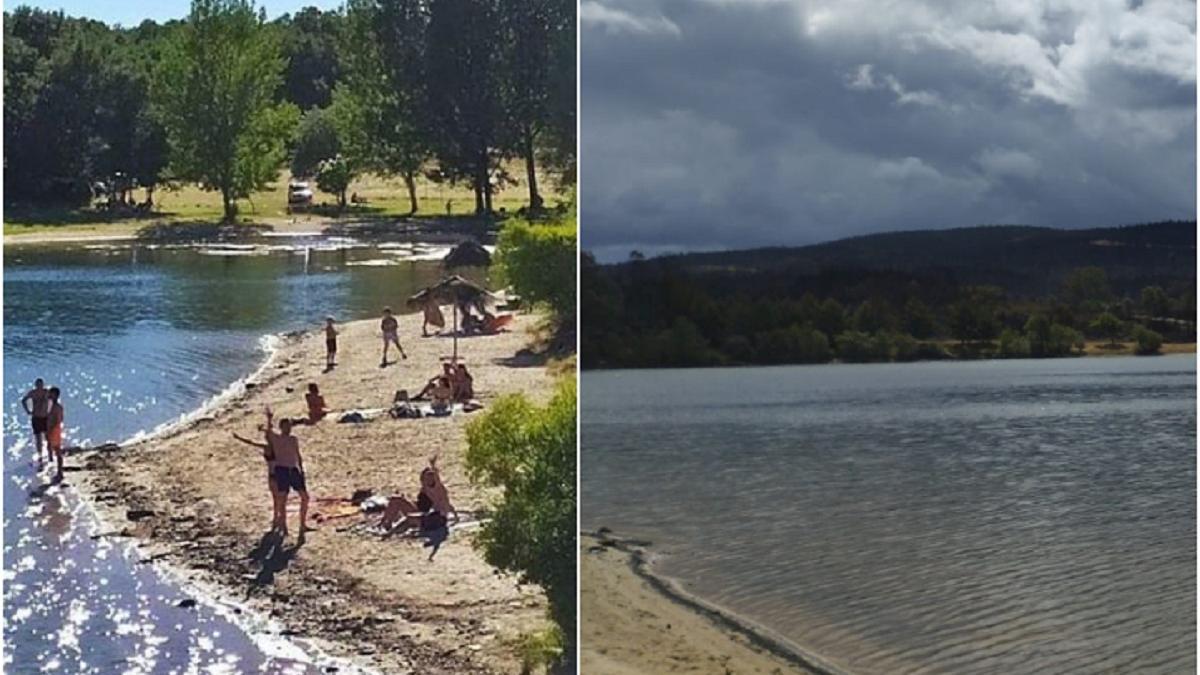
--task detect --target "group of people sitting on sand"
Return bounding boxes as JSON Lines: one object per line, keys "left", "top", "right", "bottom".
{"left": 389, "top": 362, "right": 475, "bottom": 418}
{"left": 20, "top": 378, "right": 67, "bottom": 481}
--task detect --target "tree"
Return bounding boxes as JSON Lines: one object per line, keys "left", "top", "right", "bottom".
{"left": 498, "top": 0, "right": 571, "bottom": 209}
{"left": 903, "top": 297, "right": 936, "bottom": 339}
{"left": 338, "top": 0, "right": 430, "bottom": 214}
{"left": 426, "top": 0, "right": 505, "bottom": 214}
{"left": 1140, "top": 285, "right": 1170, "bottom": 318}
{"left": 1089, "top": 312, "right": 1125, "bottom": 347}
{"left": 852, "top": 298, "right": 894, "bottom": 335}
{"left": 997, "top": 328, "right": 1030, "bottom": 358}
{"left": 314, "top": 154, "right": 354, "bottom": 207}
{"left": 276, "top": 7, "right": 342, "bottom": 110}
{"left": 291, "top": 106, "right": 341, "bottom": 178}
{"left": 949, "top": 287, "right": 1002, "bottom": 345}
{"left": 1132, "top": 325, "right": 1163, "bottom": 355}
{"left": 153, "top": 0, "right": 298, "bottom": 222}
{"left": 1062, "top": 267, "right": 1111, "bottom": 310}
{"left": 465, "top": 378, "right": 576, "bottom": 672}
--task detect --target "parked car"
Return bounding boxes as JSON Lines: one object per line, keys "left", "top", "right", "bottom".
{"left": 287, "top": 181, "right": 314, "bottom": 212}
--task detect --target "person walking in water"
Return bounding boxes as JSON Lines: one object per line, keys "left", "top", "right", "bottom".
{"left": 264, "top": 407, "right": 310, "bottom": 539}
{"left": 21, "top": 378, "right": 52, "bottom": 465}
{"left": 380, "top": 307, "right": 407, "bottom": 367}
{"left": 324, "top": 317, "right": 338, "bottom": 370}
{"left": 46, "top": 387, "right": 65, "bottom": 481}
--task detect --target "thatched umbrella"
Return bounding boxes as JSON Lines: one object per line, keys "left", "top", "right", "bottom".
{"left": 442, "top": 241, "right": 491, "bottom": 269}
{"left": 408, "top": 275, "right": 496, "bottom": 361}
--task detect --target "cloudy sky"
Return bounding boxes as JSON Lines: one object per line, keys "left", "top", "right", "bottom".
{"left": 580, "top": 0, "right": 1197, "bottom": 261}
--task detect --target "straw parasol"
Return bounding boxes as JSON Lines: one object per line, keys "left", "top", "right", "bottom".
{"left": 408, "top": 275, "right": 496, "bottom": 361}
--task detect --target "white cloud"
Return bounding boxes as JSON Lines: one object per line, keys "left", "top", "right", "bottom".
{"left": 580, "top": 2, "right": 682, "bottom": 36}
{"left": 976, "top": 148, "right": 1041, "bottom": 180}
{"left": 845, "top": 64, "right": 945, "bottom": 107}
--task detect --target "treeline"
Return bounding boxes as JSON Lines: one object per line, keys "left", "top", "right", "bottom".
{"left": 581, "top": 253, "right": 1196, "bottom": 369}
{"left": 4, "top": 0, "right": 574, "bottom": 219}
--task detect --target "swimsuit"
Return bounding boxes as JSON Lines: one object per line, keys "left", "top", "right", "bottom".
{"left": 272, "top": 465, "right": 307, "bottom": 495}
{"left": 326, "top": 336, "right": 337, "bottom": 353}
{"left": 31, "top": 416, "right": 49, "bottom": 434}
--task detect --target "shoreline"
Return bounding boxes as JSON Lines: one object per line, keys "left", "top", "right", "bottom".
{"left": 3, "top": 214, "right": 500, "bottom": 247}
{"left": 70, "top": 312, "right": 558, "bottom": 674}
{"left": 582, "top": 346, "right": 1197, "bottom": 372}
{"left": 581, "top": 531, "right": 843, "bottom": 675}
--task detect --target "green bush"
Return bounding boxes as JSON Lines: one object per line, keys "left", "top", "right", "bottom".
{"left": 890, "top": 332, "right": 920, "bottom": 361}
{"left": 1048, "top": 323, "right": 1084, "bottom": 357}
{"left": 997, "top": 328, "right": 1030, "bottom": 358}
{"left": 1133, "top": 325, "right": 1163, "bottom": 355}
{"left": 495, "top": 218, "right": 577, "bottom": 323}
{"left": 755, "top": 325, "right": 831, "bottom": 364}
{"left": 465, "top": 378, "right": 576, "bottom": 669}
{"left": 836, "top": 330, "right": 889, "bottom": 362}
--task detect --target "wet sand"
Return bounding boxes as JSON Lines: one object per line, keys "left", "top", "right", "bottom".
{"left": 581, "top": 533, "right": 827, "bottom": 675}
{"left": 72, "top": 312, "right": 559, "bottom": 674}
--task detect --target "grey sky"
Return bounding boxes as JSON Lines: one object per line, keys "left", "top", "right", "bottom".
{"left": 580, "top": 0, "right": 1197, "bottom": 261}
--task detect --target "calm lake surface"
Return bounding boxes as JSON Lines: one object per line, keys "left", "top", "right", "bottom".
{"left": 582, "top": 357, "right": 1196, "bottom": 674}
{"left": 4, "top": 239, "right": 474, "bottom": 673}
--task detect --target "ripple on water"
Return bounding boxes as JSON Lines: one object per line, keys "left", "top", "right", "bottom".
{"left": 583, "top": 357, "right": 1197, "bottom": 675}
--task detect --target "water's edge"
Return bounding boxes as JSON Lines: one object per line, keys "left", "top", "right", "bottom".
{"left": 70, "top": 325, "right": 376, "bottom": 674}
{"left": 584, "top": 531, "right": 852, "bottom": 675}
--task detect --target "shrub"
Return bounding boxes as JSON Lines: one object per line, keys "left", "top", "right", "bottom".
{"left": 836, "top": 330, "right": 889, "bottom": 363}
{"left": 1133, "top": 325, "right": 1163, "bottom": 355}
{"left": 891, "top": 332, "right": 920, "bottom": 361}
{"left": 997, "top": 328, "right": 1030, "bottom": 358}
{"left": 495, "top": 218, "right": 577, "bottom": 324}
{"left": 465, "top": 378, "right": 576, "bottom": 670}
{"left": 1048, "top": 323, "right": 1083, "bottom": 357}
{"left": 755, "top": 325, "right": 831, "bottom": 364}
{"left": 1088, "top": 311, "right": 1125, "bottom": 347}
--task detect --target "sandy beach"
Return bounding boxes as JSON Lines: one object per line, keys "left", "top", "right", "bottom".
{"left": 581, "top": 533, "right": 829, "bottom": 675}
{"left": 70, "top": 310, "right": 560, "bottom": 674}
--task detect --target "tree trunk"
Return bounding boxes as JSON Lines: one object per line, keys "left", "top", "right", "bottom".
{"left": 404, "top": 171, "right": 418, "bottom": 215}
{"left": 524, "top": 128, "right": 541, "bottom": 211}
{"left": 478, "top": 148, "right": 491, "bottom": 215}
{"left": 221, "top": 186, "right": 236, "bottom": 223}
{"left": 473, "top": 181, "right": 484, "bottom": 215}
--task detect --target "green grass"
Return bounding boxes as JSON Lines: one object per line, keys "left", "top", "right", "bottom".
{"left": 5, "top": 164, "right": 569, "bottom": 235}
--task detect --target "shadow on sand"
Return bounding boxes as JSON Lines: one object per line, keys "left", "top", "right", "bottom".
{"left": 245, "top": 529, "right": 304, "bottom": 592}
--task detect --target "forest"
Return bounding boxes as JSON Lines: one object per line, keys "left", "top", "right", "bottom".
{"left": 582, "top": 222, "right": 1197, "bottom": 369}
{"left": 3, "top": 0, "right": 574, "bottom": 221}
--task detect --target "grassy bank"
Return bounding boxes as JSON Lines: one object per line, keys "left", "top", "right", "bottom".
{"left": 5, "top": 165, "right": 566, "bottom": 238}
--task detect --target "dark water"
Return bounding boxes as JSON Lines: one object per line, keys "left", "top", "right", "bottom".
{"left": 582, "top": 357, "right": 1197, "bottom": 674}
{"left": 3, "top": 239, "right": 474, "bottom": 673}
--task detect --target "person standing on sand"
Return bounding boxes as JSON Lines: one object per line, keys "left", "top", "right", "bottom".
{"left": 21, "top": 378, "right": 52, "bottom": 464}
{"left": 324, "top": 317, "right": 338, "bottom": 370}
{"left": 380, "top": 307, "right": 407, "bottom": 366}
{"left": 421, "top": 297, "right": 445, "bottom": 337}
{"left": 264, "top": 408, "right": 310, "bottom": 538}
{"left": 46, "top": 387, "right": 65, "bottom": 481}
{"left": 232, "top": 429, "right": 281, "bottom": 529}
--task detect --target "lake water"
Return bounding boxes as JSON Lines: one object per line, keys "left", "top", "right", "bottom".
{"left": 3, "top": 239, "right": 477, "bottom": 673}
{"left": 582, "top": 357, "right": 1196, "bottom": 674}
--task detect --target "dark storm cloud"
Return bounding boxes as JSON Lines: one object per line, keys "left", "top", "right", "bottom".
{"left": 580, "top": 0, "right": 1197, "bottom": 261}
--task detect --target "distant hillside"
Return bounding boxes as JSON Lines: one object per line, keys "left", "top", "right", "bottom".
{"left": 583, "top": 221, "right": 1196, "bottom": 369}
{"left": 625, "top": 221, "right": 1195, "bottom": 296}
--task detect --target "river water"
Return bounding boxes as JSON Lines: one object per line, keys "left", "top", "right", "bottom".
{"left": 582, "top": 356, "right": 1196, "bottom": 674}
{"left": 3, "top": 239, "right": 474, "bottom": 673}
